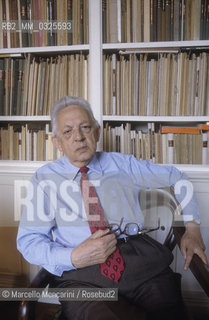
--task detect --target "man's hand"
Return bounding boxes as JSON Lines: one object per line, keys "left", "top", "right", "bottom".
{"left": 71, "top": 229, "right": 117, "bottom": 269}
{"left": 180, "top": 221, "right": 208, "bottom": 270}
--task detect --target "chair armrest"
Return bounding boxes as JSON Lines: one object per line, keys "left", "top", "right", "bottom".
{"left": 174, "top": 226, "right": 209, "bottom": 298}
{"left": 18, "top": 268, "right": 54, "bottom": 320}
{"left": 29, "top": 268, "right": 54, "bottom": 288}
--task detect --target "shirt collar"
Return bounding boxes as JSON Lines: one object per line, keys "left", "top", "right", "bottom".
{"left": 87, "top": 153, "right": 103, "bottom": 175}
{"left": 62, "top": 152, "right": 103, "bottom": 180}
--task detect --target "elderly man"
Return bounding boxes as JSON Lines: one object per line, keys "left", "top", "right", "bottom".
{"left": 17, "top": 96, "right": 207, "bottom": 320}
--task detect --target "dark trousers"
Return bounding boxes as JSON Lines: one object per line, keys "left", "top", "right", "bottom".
{"left": 52, "top": 235, "right": 188, "bottom": 320}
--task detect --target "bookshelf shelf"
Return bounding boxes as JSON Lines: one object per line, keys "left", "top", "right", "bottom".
{"left": 103, "top": 40, "right": 209, "bottom": 51}
{"left": 103, "top": 116, "right": 209, "bottom": 123}
{"left": 0, "top": 116, "right": 51, "bottom": 122}
{"left": 0, "top": 45, "right": 90, "bottom": 56}
{"left": 5, "top": 116, "right": 209, "bottom": 125}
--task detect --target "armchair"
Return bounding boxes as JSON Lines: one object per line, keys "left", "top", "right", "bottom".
{"left": 18, "top": 188, "right": 209, "bottom": 320}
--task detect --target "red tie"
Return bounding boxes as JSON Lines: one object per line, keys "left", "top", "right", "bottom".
{"left": 80, "top": 166, "right": 124, "bottom": 282}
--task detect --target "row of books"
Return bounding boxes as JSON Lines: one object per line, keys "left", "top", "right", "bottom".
{"left": 0, "top": 123, "right": 63, "bottom": 161}
{"left": 103, "top": 123, "right": 209, "bottom": 164}
{"left": 1, "top": 122, "right": 209, "bottom": 164}
{"left": 0, "top": 0, "right": 89, "bottom": 48}
{"left": 103, "top": 0, "right": 209, "bottom": 43}
{"left": 103, "top": 52, "right": 209, "bottom": 116}
{"left": 0, "top": 53, "right": 89, "bottom": 116}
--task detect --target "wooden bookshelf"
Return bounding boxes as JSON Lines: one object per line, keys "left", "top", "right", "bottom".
{"left": 99, "top": 0, "right": 209, "bottom": 161}
{"left": 0, "top": 0, "right": 209, "bottom": 164}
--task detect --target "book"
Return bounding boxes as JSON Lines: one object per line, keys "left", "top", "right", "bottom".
{"left": 157, "top": 0, "right": 162, "bottom": 41}
{"left": 144, "top": 0, "right": 150, "bottom": 41}
{"left": 67, "top": 0, "right": 73, "bottom": 44}
{"left": 132, "top": 0, "right": 141, "bottom": 42}
{"left": 161, "top": 126, "right": 200, "bottom": 134}
{"left": 165, "top": 0, "right": 171, "bottom": 41}
{"left": 126, "top": 0, "right": 131, "bottom": 42}
{"left": 191, "top": 0, "right": 201, "bottom": 40}
{"left": 185, "top": 0, "right": 192, "bottom": 40}
{"left": 4, "top": 58, "right": 10, "bottom": 115}
{"left": 173, "top": 0, "right": 180, "bottom": 40}
{"left": 102, "top": 0, "right": 107, "bottom": 43}
{"left": 0, "top": 59, "right": 5, "bottom": 115}
{"left": 108, "top": 0, "right": 120, "bottom": 43}
{"left": 5, "top": 0, "right": 11, "bottom": 48}
{"left": 1, "top": 127, "right": 9, "bottom": 159}
{"left": 0, "top": 0, "right": 3, "bottom": 48}
{"left": 202, "top": 131, "right": 208, "bottom": 164}
{"left": 200, "top": 124, "right": 209, "bottom": 131}
{"left": 161, "top": 0, "right": 166, "bottom": 41}
{"left": 20, "top": 0, "right": 28, "bottom": 47}
{"left": 16, "top": 59, "right": 25, "bottom": 115}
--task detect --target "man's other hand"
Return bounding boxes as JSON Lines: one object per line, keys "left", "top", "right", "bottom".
{"left": 180, "top": 221, "right": 208, "bottom": 270}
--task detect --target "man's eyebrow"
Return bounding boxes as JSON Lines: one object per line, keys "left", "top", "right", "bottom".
{"left": 63, "top": 124, "right": 72, "bottom": 129}
{"left": 63, "top": 121, "right": 91, "bottom": 128}
{"left": 79, "top": 121, "right": 91, "bottom": 125}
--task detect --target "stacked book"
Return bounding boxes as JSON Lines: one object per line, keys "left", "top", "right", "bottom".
{"left": 103, "top": 0, "right": 209, "bottom": 43}
{"left": 0, "top": 123, "right": 63, "bottom": 161}
{"left": 0, "top": 53, "right": 89, "bottom": 116}
{"left": 103, "top": 122, "right": 209, "bottom": 165}
{"left": 0, "top": 0, "right": 89, "bottom": 48}
{"left": 103, "top": 52, "right": 209, "bottom": 116}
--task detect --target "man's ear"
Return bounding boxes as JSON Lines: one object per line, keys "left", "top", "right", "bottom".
{"left": 95, "top": 126, "right": 101, "bottom": 142}
{"left": 52, "top": 136, "right": 63, "bottom": 152}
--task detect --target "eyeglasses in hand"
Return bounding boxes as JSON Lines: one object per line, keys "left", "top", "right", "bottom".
{"left": 107, "top": 217, "right": 162, "bottom": 238}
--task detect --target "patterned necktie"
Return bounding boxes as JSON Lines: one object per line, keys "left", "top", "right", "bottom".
{"left": 80, "top": 166, "right": 124, "bottom": 282}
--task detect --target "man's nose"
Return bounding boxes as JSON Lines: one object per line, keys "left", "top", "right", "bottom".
{"left": 73, "top": 127, "right": 85, "bottom": 140}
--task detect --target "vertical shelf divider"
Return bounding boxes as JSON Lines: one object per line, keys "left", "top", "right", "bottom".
{"left": 89, "top": 0, "right": 103, "bottom": 150}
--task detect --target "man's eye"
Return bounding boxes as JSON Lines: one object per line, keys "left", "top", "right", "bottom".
{"left": 63, "top": 129, "right": 72, "bottom": 136}
{"left": 81, "top": 125, "right": 91, "bottom": 132}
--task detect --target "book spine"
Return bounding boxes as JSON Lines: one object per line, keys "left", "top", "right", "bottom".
{"left": 20, "top": 0, "right": 28, "bottom": 47}
{"left": 173, "top": 0, "right": 180, "bottom": 40}
{"left": 153, "top": 0, "right": 157, "bottom": 41}
{"left": 206, "top": 0, "right": 209, "bottom": 39}
{"left": 165, "top": 0, "right": 171, "bottom": 41}
{"left": 167, "top": 132, "right": 174, "bottom": 164}
{"left": 67, "top": 0, "right": 73, "bottom": 45}
{"left": 102, "top": 0, "right": 107, "bottom": 43}
{"left": 157, "top": 0, "right": 162, "bottom": 41}
{"left": 144, "top": 0, "right": 151, "bottom": 42}
{"left": 161, "top": 0, "right": 166, "bottom": 40}
{"left": 0, "top": 60, "right": 5, "bottom": 115}
{"left": 202, "top": 132, "right": 208, "bottom": 164}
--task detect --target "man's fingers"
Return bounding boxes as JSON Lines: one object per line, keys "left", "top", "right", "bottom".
{"left": 90, "top": 228, "right": 110, "bottom": 239}
{"left": 194, "top": 248, "right": 209, "bottom": 266}
{"left": 180, "top": 242, "right": 187, "bottom": 260}
{"left": 183, "top": 247, "right": 209, "bottom": 270}
{"left": 183, "top": 251, "right": 193, "bottom": 270}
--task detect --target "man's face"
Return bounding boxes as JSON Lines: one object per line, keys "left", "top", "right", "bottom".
{"left": 52, "top": 105, "right": 101, "bottom": 167}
